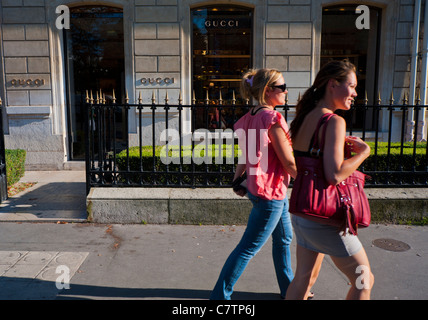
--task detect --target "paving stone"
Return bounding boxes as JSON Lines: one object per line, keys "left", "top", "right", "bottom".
{"left": 0, "top": 251, "right": 89, "bottom": 299}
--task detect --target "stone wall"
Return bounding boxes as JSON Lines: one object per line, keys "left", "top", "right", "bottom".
{"left": 1, "top": 0, "right": 64, "bottom": 170}
{"left": 0, "top": 0, "right": 423, "bottom": 170}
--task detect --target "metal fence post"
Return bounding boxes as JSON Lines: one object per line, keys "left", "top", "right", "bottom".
{"left": 0, "top": 97, "right": 8, "bottom": 202}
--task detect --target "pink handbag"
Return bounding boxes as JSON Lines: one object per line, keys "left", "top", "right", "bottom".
{"left": 289, "top": 113, "right": 371, "bottom": 235}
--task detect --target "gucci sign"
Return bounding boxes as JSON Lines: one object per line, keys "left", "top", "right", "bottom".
{"left": 141, "top": 77, "right": 175, "bottom": 85}
{"left": 205, "top": 19, "right": 239, "bottom": 28}
{"left": 11, "top": 79, "right": 45, "bottom": 86}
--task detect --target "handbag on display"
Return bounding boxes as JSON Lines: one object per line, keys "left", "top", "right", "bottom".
{"left": 289, "top": 113, "right": 371, "bottom": 235}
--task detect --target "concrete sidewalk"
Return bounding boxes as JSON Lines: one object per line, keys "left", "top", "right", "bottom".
{"left": 0, "top": 222, "right": 426, "bottom": 300}
{"left": 0, "top": 171, "right": 87, "bottom": 222}
{"left": 0, "top": 170, "right": 427, "bottom": 301}
{"left": 1, "top": 170, "right": 427, "bottom": 225}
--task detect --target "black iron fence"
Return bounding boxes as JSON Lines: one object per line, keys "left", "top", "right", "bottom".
{"left": 84, "top": 91, "right": 427, "bottom": 193}
{"left": 0, "top": 97, "right": 8, "bottom": 203}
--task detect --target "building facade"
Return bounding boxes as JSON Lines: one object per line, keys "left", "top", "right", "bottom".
{"left": 0, "top": 0, "right": 426, "bottom": 170}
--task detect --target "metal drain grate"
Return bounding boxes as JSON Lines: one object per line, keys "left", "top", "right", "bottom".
{"left": 372, "top": 238, "right": 411, "bottom": 252}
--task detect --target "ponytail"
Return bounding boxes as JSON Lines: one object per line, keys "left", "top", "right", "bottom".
{"left": 240, "top": 69, "right": 282, "bottom": 105}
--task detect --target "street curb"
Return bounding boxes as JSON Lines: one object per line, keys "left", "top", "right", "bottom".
{"left": 87, "top": 187, "right": 428, "bottom": 225}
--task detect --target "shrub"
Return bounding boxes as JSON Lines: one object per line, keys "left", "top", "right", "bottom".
{"left": 361, "top": 142, "right": 426, "bottom": 185}
{"left": 5, "top": 149, "right": 26, "bottom": 186}
{"left": 113, "top": 142, "right": 426, "bottom": 186}
{"left": 115, "top": 144, "right": 240, "bottom": 186}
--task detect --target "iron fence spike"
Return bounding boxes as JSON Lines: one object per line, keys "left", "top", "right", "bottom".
{"left": 151, "top": 90, "right": 156, "bottom": 104}
{"left": 205, "top": 90, "right": 209, "bottom": 105}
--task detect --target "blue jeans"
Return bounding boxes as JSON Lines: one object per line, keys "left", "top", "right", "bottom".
{"left": 210, "top": 191, "right": 294, "bottom": 300}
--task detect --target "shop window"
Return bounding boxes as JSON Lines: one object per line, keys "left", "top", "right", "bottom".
{"left": 321, "top": 5, "right": 381, "bottom": 130}
{"left": 64, "top": 5, "right": 125, "bottom": 160}
{"left": 192, "top": 6, "right": 253, "bottom": 130}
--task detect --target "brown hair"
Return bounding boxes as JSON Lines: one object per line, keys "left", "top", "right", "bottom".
{"left": 240, "top": 68, "right": 283, "bottom": 105}
{"left": 289, "top": 60, "right": 356, "bottom": 141}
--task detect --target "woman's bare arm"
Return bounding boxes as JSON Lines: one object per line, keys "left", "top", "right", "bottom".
{"left": 269, "top": 122, "right": 297, "bottom": 179}
{"left": 322, "top": 116, "right": 370, "bottom": 185}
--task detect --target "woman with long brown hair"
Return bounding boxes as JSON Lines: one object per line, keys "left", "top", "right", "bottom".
{"left": 286, "top": 60, "right": 374, "bottom": 300}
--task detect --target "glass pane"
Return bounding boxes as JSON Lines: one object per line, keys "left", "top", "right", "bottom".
{"left": 192, "top": 6, "right": 252, "bottom": 104}
{"left": 192, "top": 6, "right": 252, "bottom": 130}
{"left": 65, "top": 5, "right": 125, "bottom": 160}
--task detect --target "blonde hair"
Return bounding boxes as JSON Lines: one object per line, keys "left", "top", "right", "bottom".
{"left": 240, "top": 68, "right": 283, "bottom": 105}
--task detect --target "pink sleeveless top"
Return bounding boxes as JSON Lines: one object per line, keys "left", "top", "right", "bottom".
{"left": 234, "top": 108, "right": 291, "bottom": 200}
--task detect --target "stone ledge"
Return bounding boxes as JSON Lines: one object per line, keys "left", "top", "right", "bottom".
{"left": 6, "top": 106, "right": 51, "bottom": 116}
{"left": 86, "top": 188, "right": 428, "bottom": 225}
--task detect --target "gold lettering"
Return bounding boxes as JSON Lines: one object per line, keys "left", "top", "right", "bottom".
{"left": 10, "top": 78, "right": 46, "bottom": 87}
{"left": 140, "top": 77, "right": 175, "bottom": 85}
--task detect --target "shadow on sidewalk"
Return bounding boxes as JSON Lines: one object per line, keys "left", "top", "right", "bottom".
{"left": 0, "top": 277, "right": 280, "bottom": 300}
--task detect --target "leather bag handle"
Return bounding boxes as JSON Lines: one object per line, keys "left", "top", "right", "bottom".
{"left": 310, "top": 113, "right": 336, "bottom": 156}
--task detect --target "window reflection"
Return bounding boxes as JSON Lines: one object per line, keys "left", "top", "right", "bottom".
{"left": 65, "top": 6, "right": 125, "bottom": 159}
{"left": 192, "top": 6, "right": 253, "bottom": 130}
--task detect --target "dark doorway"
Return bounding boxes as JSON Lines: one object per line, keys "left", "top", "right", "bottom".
{"left": 64, "top": 5, "right": 125, "bottom": 160}
{"left": 321, "top": 5, "right": 381, "bottom": 130}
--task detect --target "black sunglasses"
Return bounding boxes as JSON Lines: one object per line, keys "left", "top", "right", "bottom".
{"left": 270, "top": 83, "right": 287, "bottom": 92}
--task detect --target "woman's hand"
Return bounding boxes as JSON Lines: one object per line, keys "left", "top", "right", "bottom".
{"left": 345, "top": 136, "right": 370, "bottom": 158}
{"left": 233, "top": 163, "right": 247, "bottom": 197}
{"left": 234, "top": 189, "right": 247, "bottom": 197}
{"left": 323, "top": 116, "right": 371, "bottom": 185}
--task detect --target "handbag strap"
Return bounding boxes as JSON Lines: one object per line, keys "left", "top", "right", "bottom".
{"left": 310, "top": 113, "right": 336, "bottom": 157}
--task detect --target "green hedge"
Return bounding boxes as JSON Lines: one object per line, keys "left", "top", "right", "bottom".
{"left": 5, "top": 149, "right": 26, "bottom": 186}
{"left": 115, "top": 145, "right": 239, "bottom": 185}
{"left": 364, "top": 142, "right": 426, "bottom": 171}
{"left": 115, "top": 142, "right": 426, "bottom": 185}
{"left": 362, "top": 142, "right": 426, "bottom": 185}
